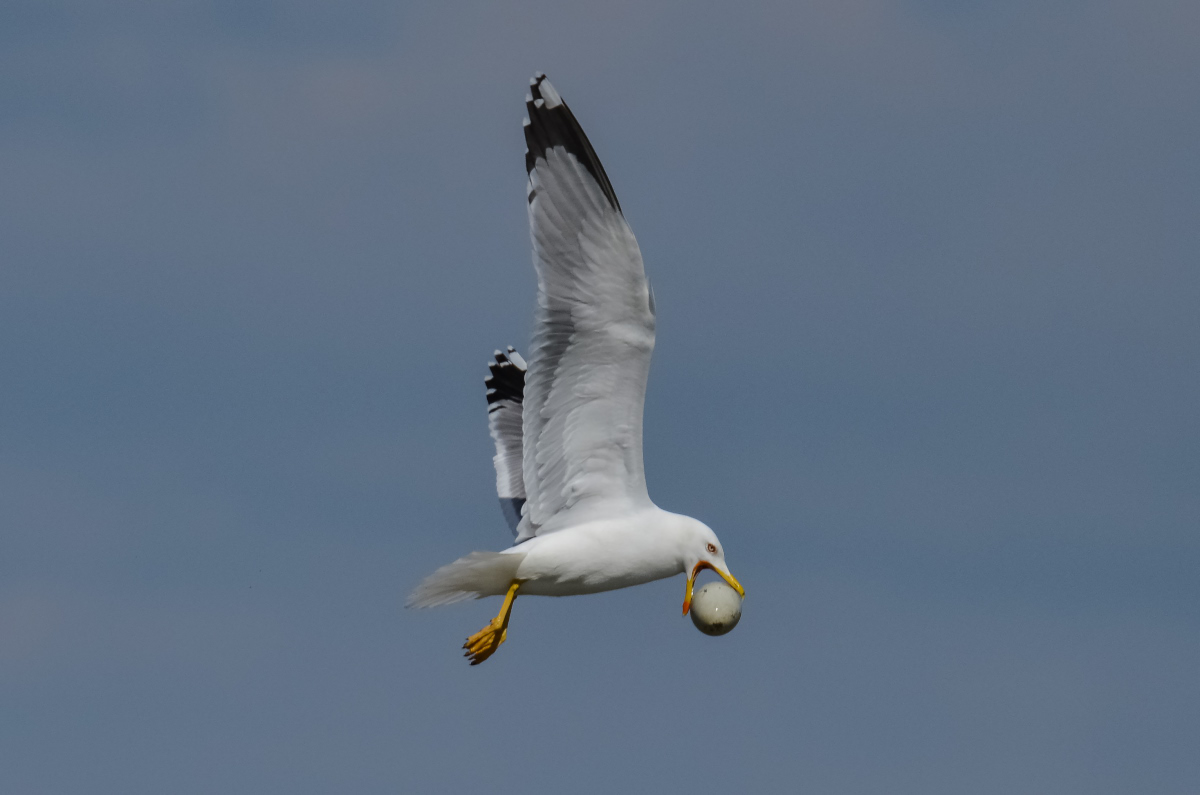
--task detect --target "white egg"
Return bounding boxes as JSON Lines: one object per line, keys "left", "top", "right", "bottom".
{"left": 689, "top": 581, "right": 743, "bottom": 636}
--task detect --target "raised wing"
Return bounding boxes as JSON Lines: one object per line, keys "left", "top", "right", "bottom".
{"left": 485, "top": 346, "right": 526, "bottom": 534}
{"left": 517, "top": 73, "right": 657, "bottom": 542}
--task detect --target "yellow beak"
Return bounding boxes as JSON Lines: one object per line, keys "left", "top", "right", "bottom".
{"left": 682, "top": 561, "right": 745, "bottom": 615}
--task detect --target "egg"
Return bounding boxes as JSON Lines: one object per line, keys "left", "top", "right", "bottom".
{"left": 689, "top": 581, "right": 743, "bottom": 636}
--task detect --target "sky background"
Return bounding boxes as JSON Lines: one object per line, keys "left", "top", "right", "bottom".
{"left": 2, "top": 1, "right": 1198, "bottom": 792}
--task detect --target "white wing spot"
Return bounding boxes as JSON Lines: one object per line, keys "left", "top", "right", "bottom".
{"left": 538, "top": 79, "right": 563, "bottom": 108}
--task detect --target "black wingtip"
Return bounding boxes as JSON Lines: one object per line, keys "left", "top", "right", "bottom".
{"left": 485, "top": 347, "right": 526, "bottom": 408}
{"left": 523, "top": 74, "right": 622, "bottom": 214}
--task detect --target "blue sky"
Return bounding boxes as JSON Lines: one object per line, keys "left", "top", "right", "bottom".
{"left": 2, "top": 1, "right": 1198, "bottom": 792}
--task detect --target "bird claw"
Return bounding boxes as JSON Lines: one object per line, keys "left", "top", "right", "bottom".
{"left": 461, "top": 580, "right": 520, "bottom": 665}
{"left": 463, "top": 619, "right": 507, "bottom": 665}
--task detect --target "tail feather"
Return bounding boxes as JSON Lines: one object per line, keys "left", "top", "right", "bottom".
{"left": 406, "top": 550, "right": 525, "bottom": 608}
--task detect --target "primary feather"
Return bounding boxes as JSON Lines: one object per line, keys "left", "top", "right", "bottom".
{"left": 486, "top": 347, "right": 527, "bottom": 534}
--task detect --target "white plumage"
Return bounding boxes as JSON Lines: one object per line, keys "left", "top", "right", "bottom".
{"left": 408, "top": 74, "right": 743, "bottom": 663}
{"left": 520, "top": 145, "right": 655, "bottom": 537}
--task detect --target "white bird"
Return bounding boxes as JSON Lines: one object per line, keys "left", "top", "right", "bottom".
{"left": 408, "top": 73, "right": 744, "bottom": 665}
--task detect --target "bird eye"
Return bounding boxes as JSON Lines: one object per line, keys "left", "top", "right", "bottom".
{"left": 706, "top": 543, "right": 717, "bottom": 555}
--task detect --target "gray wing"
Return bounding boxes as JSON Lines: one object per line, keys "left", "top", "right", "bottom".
{"left": 516, "top": 73, "right": 657, "bottom": 543}
{"left": 485, "top": 347, "right": 527, "bottom": 535}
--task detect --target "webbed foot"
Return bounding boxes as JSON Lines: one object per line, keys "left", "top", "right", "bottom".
{"left": 463, "top": 620, "right": 507, "bottom": 665}
{"left": 462, "top": 580, "right": 520, "bottom": 666}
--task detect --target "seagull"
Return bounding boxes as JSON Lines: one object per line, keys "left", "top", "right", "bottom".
{"left": 407, "top": 73, "right": 744, "bottom": 665}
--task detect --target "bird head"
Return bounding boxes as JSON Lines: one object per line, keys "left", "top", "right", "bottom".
{"left": 679, "top": 520, "right": 744, "bottom": 615}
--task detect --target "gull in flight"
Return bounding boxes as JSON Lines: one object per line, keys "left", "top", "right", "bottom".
{"left": 408, "top": 73, "right": 744, "bottom": 665}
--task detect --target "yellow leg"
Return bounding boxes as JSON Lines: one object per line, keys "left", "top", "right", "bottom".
{"left": 463, "top": 580, "right": 521, "bottom": 666}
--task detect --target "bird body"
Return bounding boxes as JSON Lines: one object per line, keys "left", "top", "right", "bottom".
{"left": 408, "top": 73, "right": 743, "bottom": 664}
{"left": 513, "top": 510, "right": 701, "bottom": 596}
{"left": 408, "top": 508, "right": 714, "bottom": 603}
